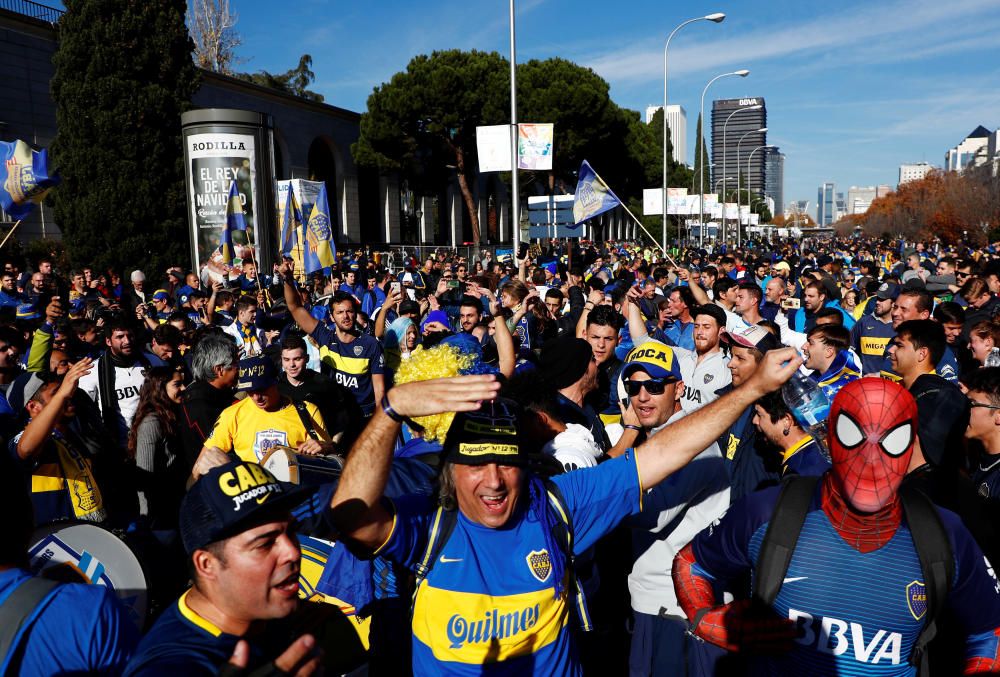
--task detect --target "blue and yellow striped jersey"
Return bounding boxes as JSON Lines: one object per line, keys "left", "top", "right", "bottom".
{"left": 378, "top": 453, "right": 643, "bottom": 675}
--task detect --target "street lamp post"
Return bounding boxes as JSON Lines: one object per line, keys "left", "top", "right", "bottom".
{"left": 743, "top": 144, "right": 775, "bottom": 246}
{"left": 721, "top": 104, "right": 762, "bottom": 243}
{"left": 663, "top": 12, "right": 725, "bottom": 255}
{"left": 735, "top": 126, "right": 766, "bottom": 245}
{"left": 699, "top": 69, "right": 749, "bottom": 247}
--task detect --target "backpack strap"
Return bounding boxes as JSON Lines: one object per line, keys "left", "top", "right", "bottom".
{"left": 0, "top": 577, "right": 61, "bottom": 673}
{"left": 899, "top": 484, "right": 954, "bottom": 673}
{"left": 412, "top": 505, "right": 458, "bottom": 599}
{"left": 292, "top": 400, "right": 328, "bottom": 443}
{"left": 752, "top": 475, "right": 820, "bottom": 607}
{"left": 544, "top": 479, "right": 592, "bottom": 632}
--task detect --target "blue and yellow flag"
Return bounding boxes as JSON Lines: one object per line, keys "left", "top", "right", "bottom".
{"left": 1, "top": 140, "right": 59, "bottom": 219}
{"left": 572, "top": 160, "right": 622, "bottom": 227}
{"left": 226, "top": 180, "right": 248, "bottom": 232}
{"left": 280, "top": 188, "right": 301, "bottom": 256}
{"left": 219, "top": 180, "right": 248, "bottom": 265}
{"left": 303, "top": 183, "right": 335, "bottom": 274}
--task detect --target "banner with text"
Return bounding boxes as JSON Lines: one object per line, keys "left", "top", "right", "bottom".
{"left": 517, "top": 123, "right": 554, "bottom": 170}
{"left": 188, "top": 133, "right": 258, "bottom": 269}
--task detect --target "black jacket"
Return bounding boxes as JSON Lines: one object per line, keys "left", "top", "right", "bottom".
{"left": 177, "top": 379, "right": 235, "bottom": 472}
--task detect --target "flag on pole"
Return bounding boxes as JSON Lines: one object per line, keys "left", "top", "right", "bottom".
{"left": 226, "top": 180, "right": 248, "bottom": 232}
{"left": 220, "top": 181, "right": 247, "bottom": 265}
{"left": 572, "top": 160, "right": 622, "bottom": 227}
{"left": 1, "top": 140, "right": 59, "bottom": 219}
{"left": 279, "top": 187, "right": 301, "bottom": 256}
{"left": 302, "top": 183, "right": 336, "bottom": 274}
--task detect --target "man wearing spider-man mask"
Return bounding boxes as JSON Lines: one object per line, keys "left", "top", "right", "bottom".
{"left": 674, "top": 379, "right": 1000, "bottom": 675}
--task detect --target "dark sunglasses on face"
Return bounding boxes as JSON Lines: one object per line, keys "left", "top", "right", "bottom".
{"left": 626, "top": 378, "right": 672, "bottom": 396}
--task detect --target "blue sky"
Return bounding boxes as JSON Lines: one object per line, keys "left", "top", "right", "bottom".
{"left": 228, "top": 0, "right": 1000, "bottom": 212}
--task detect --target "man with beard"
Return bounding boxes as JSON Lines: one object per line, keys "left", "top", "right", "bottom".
{"left": 627, "top": 291, "right": 731, "bottom": 413}
{"left": 77, "top": 318, "right": 149, "bottom": 449}
{"left": 851, "top": 281, "right": 897, "bottom": 375}
{"left": 280, "top": 262, "right": 385, "bottom": 418}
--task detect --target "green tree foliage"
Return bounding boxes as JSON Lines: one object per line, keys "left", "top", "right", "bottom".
{"left": 517, "top": 58, "right": 637, "bottom": 194}
{"left": 691, "top": 113, "right": 711, "bottom": 198}
{"left": 353, "top": 50, "right": 509, "bottom": 246}
{"left": 50, "top": 0, "right": 199, "bottom": 275}
{"left": 237, "top": 55, "right": 324, "bottom": 103}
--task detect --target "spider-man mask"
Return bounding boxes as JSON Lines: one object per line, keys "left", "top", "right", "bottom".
{"left": 827, "top": 378, "right": 917, "bottom": 513}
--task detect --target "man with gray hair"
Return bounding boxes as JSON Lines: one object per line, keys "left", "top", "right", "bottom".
{"left": 121, "top": 269, "right": 148, "bottom": 316}
{"left": 177, "top": 332, "right": 239, "bottom": 472}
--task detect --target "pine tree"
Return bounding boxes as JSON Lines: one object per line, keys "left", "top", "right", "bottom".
{"left": 50, "top": 0, "right": 200, "bottom": 275}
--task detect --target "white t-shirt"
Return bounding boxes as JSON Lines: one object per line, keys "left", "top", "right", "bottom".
{"left": 674, "top": 347, "right": 731, "bottom": 413}
{"left": 77, "top": 358, "right": 146, "bottom": 436}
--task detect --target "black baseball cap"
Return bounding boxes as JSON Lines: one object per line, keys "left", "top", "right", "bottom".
{"left": 236, "top": 356, "right": 278, "bottom": 392}
{"left": 442, "top": 398, "right": 527, "bottom": 467}
{"left": 179, "top": 460, "right": 316, "bottom": 555}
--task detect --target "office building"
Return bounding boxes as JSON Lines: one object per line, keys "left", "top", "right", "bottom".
{"left": 710, "top": 97, "right": 767, "bottom": 199}
{"left": 847, "top": 186, "right": 877, "bottom": 215}
{"left": 945, "top": 126, "right": 991, "bottom": 171}
{"left": 645, "top": 104, "right": 687, "bottom": 166}
{"left": 763, "top": 147, "right": 784, "bottom": 218}
{"left": 898, "top": 162, "right": 933, "bottom": 186}
{"left": 817, "top": 182, "right": 835, "bottom": 226}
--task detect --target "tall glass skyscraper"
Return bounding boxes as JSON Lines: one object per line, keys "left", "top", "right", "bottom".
{"left": 817, "top": 182, "right": 835, "bottom": 226}
{"left": 711, "top": 97, "right": 767, "bottom": 200}
{"left": 763, "top": 148, "right": 784, "bottom": 216}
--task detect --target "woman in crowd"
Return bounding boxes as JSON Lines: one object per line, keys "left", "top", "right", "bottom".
{"left": 127, "top": 365, "right": 187, "bottom": 529}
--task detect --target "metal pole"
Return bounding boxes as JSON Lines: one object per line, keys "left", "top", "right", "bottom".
{"left": 509, "top": 0, "right": 520, "bottom": 261}
{"left": 662, "top": 13, "right": 724, "bottom": 254}
{"left": 745, "top": 145, "right": 774, "bottom": 247}
{"left": 721, "top": 104, "right": 761, "bottom": 244}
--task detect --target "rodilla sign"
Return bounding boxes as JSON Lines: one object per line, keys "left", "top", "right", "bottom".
{"left": 181, "top": 109, "right": 278, "bottom": 275}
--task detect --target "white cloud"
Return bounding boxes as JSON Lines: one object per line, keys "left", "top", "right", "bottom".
{"left": 583, "top": 0, "right": 1000, "bottom": 85}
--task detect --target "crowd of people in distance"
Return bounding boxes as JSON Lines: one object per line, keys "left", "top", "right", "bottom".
{"left": 7, "top": 235, "right": 1000, "bottom": 675}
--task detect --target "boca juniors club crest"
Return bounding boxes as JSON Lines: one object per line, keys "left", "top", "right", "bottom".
{"left": 526, "top": 549, "right": 552, "bottom": 583}
{"left": 353, "top": 345, "right": 364, "bottom": 356}
{"left": 906, "top": 580, "right": 927, "bottom": 620}
{"left": 254, "top": 429, "right": 289, "bottom": 461}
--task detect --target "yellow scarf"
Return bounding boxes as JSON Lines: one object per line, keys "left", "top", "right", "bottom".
{"left": 53, "top": 433, "right": 106, "bottom": 522}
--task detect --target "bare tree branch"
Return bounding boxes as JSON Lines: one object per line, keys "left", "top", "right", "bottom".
{"left": 187, "top": 0, "right": 243, "bottom": 75}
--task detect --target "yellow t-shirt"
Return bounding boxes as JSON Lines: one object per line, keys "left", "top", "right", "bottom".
{"left": 204, "top": 397, "right": 327, "bottom": 463}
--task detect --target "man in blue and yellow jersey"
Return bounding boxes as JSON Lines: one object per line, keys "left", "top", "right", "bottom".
{"left": 328, "top": 348, "right": 803, "bottom": 675}
{"left": 851, "top": 281, "right": 897, "bottom": 374}
{"left": 279, "top": 262, "right": 385, "bottom": 417}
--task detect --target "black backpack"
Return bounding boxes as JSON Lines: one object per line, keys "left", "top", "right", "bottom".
{"left": 753, "top": 475, "right": 954, "bottom": 675}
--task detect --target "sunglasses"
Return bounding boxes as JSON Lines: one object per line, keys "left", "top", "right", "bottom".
{"left": 968, "top": 399, "right": 1000, "bottom": 411}
{"left": 625, "top": 378, "right": 672, "bottom": 396}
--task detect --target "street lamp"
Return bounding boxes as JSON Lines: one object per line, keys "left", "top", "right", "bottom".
{"left": 721, "top": 104, "right": 762, "bottom": 243}
{"left": 662, "top": 12, "right": 725, "bottom": 254}
{"left": 736, "top": 126, "right": 767, "bottom": 241}
{"left": 743, "top": 144, "right": 775, "bottom": 246}
{"left": 699, "top": 69, "right": 749, "bottom": 246}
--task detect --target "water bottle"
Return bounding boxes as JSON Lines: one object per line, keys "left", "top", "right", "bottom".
{"left": 782, "top": 372, "right": 831, "bottom": 458}
{"left": 986, "top": 348, "right": 1000, "bottom": 368}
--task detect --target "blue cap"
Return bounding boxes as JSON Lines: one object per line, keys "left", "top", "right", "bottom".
{"left": 151, "top": 289, "right": 170, "bottom": 302}
{"left": 15, "top": 303, "right": 39, "bottom": 320}
{"left": 179, "top": 460, "right": 316, "bottom": 554}
{"left": 236, "top": 356, "right": 278, "bottom": 391}
{"left": 421, "top": 309, "right": 450, "bottom": 333}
